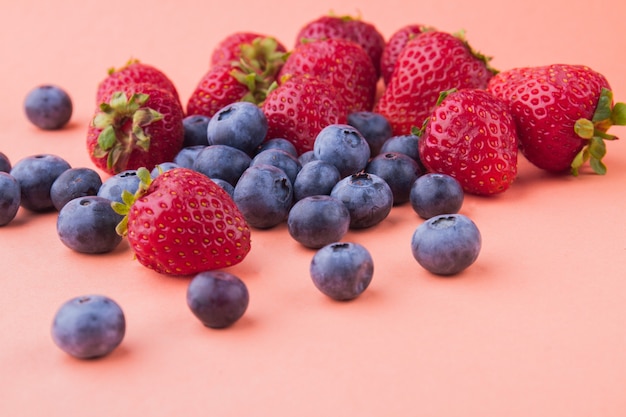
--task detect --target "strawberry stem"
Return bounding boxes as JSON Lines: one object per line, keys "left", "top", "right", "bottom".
{"left": 111, "top": 167, "right": 153, "bottom": 237}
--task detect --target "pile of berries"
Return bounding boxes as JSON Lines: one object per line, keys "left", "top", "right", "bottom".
{"left": 3, "top": 13, "right": 626, "bottom": 359}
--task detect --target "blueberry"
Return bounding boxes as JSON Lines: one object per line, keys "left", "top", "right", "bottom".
{"left": 0, "top": 152, "right": 11, "bottom": 173}
{"left": 207, "top": 101, "right": 268, "bottom": 155}
{"left": 24, "top": 85, "right": 72, "bottom": 130}
{"left": 256, "top": 138, "right": 298, "bottom": 158}
{"left": 51, "top": 294, "right": 125, "bottom": 359}
{"left": 298, "top": 150, "right": 316, "bottom": 166}
{"left": 210, "top": 178, "right": 235, "bottom": 198}
{"left": 379, "top": 134, "right": 426, "bottom": 172}
{"left": 57, "top": 196, "right": 123, "bottom": 254}
{"left": 330, "top": 172, "right": 393, "bottom": 229}
{"left": 365, "top": 152, "right": 423, "bottom": 205}
{"left": 250, "top": 148, "right": 302, "bottom": 185}
{"left": 0, "top": 172, "right": 21, "bottom": 226}
{"left": 50, "top": 167, "right": 103, "bottom": 211}
{"left": 193, "top": 144, "right": 252, "bottom": 186}
{"left": 293, "top": 160, "right": 341, "bottom": 201}
{"left": 410, "top": 173, "right": 464, "bottom": 219}
{"left": 347, "top": 111, "right": 392, "bottom": 156}
{"left": 287, "top": 195, "right": 350, "bottom": 248}
{"left": 233, "top": 164, "right": 293, "bottom": 229}
{"left": 187, "top": 271, "right": 249, "bottom": 329}
{"left": 411, "top": 214, "right": 481, "bottom": 276}
{"left": 151, "top": 162, "right": 180, "bottom": 178}
{"left": 313, "top": 124, "right": 370, "bottom": 178}
{"left": 173, "top": 145, "right": 206, "bottom": 169}
{"left": 97, "top": 169, "right": 141, "bottom": 203}
{"left": 10, "top": 154, "right": 71, "bottom": 212}
{"left": 182, "top": 114, "right": 210, "bottom": 147}
{"left": 310, "top": 242, "right": 374, "bottom": 301}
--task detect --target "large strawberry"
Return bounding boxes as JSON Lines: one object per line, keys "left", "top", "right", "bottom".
{"left": 418, "top": 88, "right": 518, "bottom": 196}
{"left": 113, "top": 167, "right": 251, "bottom": 276}
{"left": 379, "top": 24, "right": 434, "bottom": 85}
{"left": 87, "top": 83, "right": 184, "bottom": 175}
{"left": 294, "top": 13, "right": 386, "bottom": 78}
{"left": 375, "top": 30, "right": 497, "bottom": 136}
{"left": 262, "top": 74, "right": 349, "bottom": 155}
{"left": 487, "top": 64, "right": 626, "bottom": 175}
{"left": 278, "top": 38, "right": 378, "bottom": 112}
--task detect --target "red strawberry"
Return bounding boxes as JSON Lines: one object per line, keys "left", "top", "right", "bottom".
{"left": 375, "top": 30, "right": 497, "bottom": 136}
{"left": 278, "top": 38, "right": 378, "bottom": 112}
{"left": 113, "top": 167, "right": 251, "bottom": 276}
{"left": 418, "top": 88, "right": 518, "bottom": 196}
{"left": 262, "top": 74, "right": 349, "bottom": 155}
{"left": 87, "top": 83, "right": 184, "bottom": 175}
{"left": 380, "top": 24, "right": 434, "bottom": 85}
{"left": 210, "top": 32, "right": 287, "bottom": 68}
{"left": 96, "top": 59, "right": 180, "bottom": 106}
{"left": 487, "top": 64, "right": 626, "bottom": 175}
{"left": 186, "top": 65, "right": 252, "bottom": 117}
{"left": 294, "top": 14, "right": 386, "bottom": 77}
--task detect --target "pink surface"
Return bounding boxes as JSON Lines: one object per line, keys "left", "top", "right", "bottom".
{"left": 1, "top": 1, "right": 625, "bottom": 416}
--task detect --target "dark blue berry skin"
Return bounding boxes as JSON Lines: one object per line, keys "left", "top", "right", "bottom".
{"left": 210, "top": 178, "right": 235, "bottom": 197}
{"left": 287, "top": 195, "right": 350, "bottom": 248}
{"left": 186, "top": 271, "right": 249, "bottom": 329}
{"left": 330, "top": 172, "right": 393, "bottom": 229}
{"left": 51, "top": 294, "right": 125, "bottom": 359}
{"left": 182, "top": 115, "right": 210, "bottom": 147}
{"left": 10, "top": 154, "right": 71, "bottom": 212}
{"left": 410, "top": 173, "right": 464, "bottom": 219}
{"left": 0, "top": 152, "right": 11, "bottom": 173}
{"left": 57, "top": 196, "right": 123, "bottom": 254}
{"left": 151, "top": 162, "right": 180, "bottom": 178}
{"left": 193, "top": 144, "right": 251, "bottom": 186}
{"left": 24, "top": 85, "right": 73, "bottom": 130}
{"left": 97, "top": 170, "right": 140, "bottom": 203}
{"left": 313, "top": 124, "right": 371, "bottom": 178}
{"left": 250, "top": 149, "right": 302, "bottom": 185}
{"left": 233, "top": 164, "right": 293, "bottom": 229}
{"left": 50, "top": 167, "right": 103, "bottom": 211}
{"left": 0, "top": 172, "right": 21, "bottom": 226}
{"left": 365, "top": 152, "right": 423, "bottom": 205}
{"left": 411, "top": 214, "right": 481, "bottom": 276}
{"left": 310, "top": 242, "right": 374, "bottom": 301}
{"left": 347, "top": 111, "right": 393, "bottom": 156}
{"left": 173, "top": 145, "right": 206, "bottom": 169}
{"left": 379, "top": 134, "right": 426, "bottom": 172}
{"left": 293, "top": 160, "right": 341, "bottom": 202}
{"left": 207, "top": 101, "right": 268, "bottom": 155}
{"left": 298, "top": 150, "right": 316, "bottom": 165}
{"left": 256, "top": 138, "right": 298, "bottom": 158}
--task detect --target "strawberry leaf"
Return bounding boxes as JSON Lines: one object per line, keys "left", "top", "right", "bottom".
{"left": 97, "top": 125, "right": 117, "bottom": 151}
{"left": 592, "top": 88, "right": 613, "bottom": 122}
{"left": 612, "top": 102, "right": 626, "bottom": 125}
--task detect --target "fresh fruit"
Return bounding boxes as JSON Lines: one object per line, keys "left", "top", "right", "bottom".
{"left": 293, "top": 160, "right": 341, "bottom": 202}
{"left": 97, "top": 169, "right": 141, "bottom": 203}
{"left": 487, "top": 64, "right": 626, "bottom": 175}
{"left": 57, "top": 196, "right": 123, "bottom": 254}
{"left": 87, "top": 84, "right": 185, "bottom": 175}
{"left": 330, "top": 172, "right": 393, "bottom": 229}
{"left": 380, "top": 24, "right": 433, "bottom": 85}
{"left": 0, "top": 152, "right": 11, "bottom": 173}
{"left": 50, "top": 167, "right": 103, "bottom": 211}
{"left": 51, "top": 294, "right": 126, "bottom": 359}
{"left": 313, "top": 124, "right": 371, "bottom": 178}
{"left": 310, "top": 242, "right": 374, "bottom": 301}
{"left": 10, "top": 154, "right": 71, "bottom": 212}
{"left": 380, "top": 134, "right": 423, "bottom": 168}
{"left": 113, "top": 167, "right": 251, "bottom": 276}
{"left": 24, "top": 85, "right": 73, "bottom": 130}
{"left": 182, "top": 115, "right": 210, "bottom": 147}
{"left": 192, "top": 144, "right": 252, "bottom": 186}
{"left": 411, "top": 213, "right": 481, "bottom": 276}
{"left": 256, "top": 138, "right": 298, "bottom": 158}
{"left": 409, "top": 173, "right": 464, "bottom": 219}
{"left": 207, "top": 101, "right": 268, "bottom": 155}
{"left": 365, "top": 151, "right": 423, "bottom": 205}
{"left": 150, "top": 162, "right": 180, "bottom": 178}
{"left": 279, "top": 37, "right": 378, "bottom": 112}
{"left": 186, "top": 271, "right": 249, "bottom": 329}
{"left": 186, "top": 65, "right": 252, "bottom": 118}
{"left": 347, "top": 111, "right": 393, "bottom": 156}
{"left": 375, "top": 30, "right": 497, "bottom": 136}
{"left": 0, "top": 172, "right": 20, "bottom": 226}
{"left": 250, "top": 149, "right": 302, "bottom": 185}
{"left": 173, "top": 145, "right": 206, "bottom": 169}
{"left": 287, "top": 195, "right": 350, "bottom": 248}
{"left": 210, "top": 32, "right": 287, "bottom": 69}
{"left": 418, "top": 88, "right": 519, "bottom": 196}
{"left": 262, "top": 74, "right": 350, "bottom": 155}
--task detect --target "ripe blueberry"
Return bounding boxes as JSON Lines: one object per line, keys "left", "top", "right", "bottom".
{"left": 10, "top": 154, "right": 71, "bottom": 212}
{"left": 24, "top": 85, "right": 73, "bottom": 130}
{"left": 0, "top": 172, "right": 21, "bottom": 226}
{"left": 313, "top": 124, "right": 370, "bottom": 178}
{"left": 330, "top": 172, "right": 393, "bottom": 229}
{"left": 410, "top": 173, "right": 464, "bottom": 219}
{"left": 50, "top": 167, "right": 103, "bottom": 211}
{"left": 187, "top": 271, "right": 249, "bottom": 329}
{"left": 287, "top": 195, "right": 350, "bottom": 248}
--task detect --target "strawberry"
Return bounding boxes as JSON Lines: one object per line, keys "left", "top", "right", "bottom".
{"left": 380, "top": 24, "right": 434, "bottom": 85}
{"left": 87, "top": 83, "right": 184, "bottom": 175}
{"left": 278, "top": 38, "right": 378, "bottom": 112}
{"left": 262, "top": 74, "right": 349, "bottom": 155}
{"left": 375, "top": 30, "right": 497, "bottom": 136}
{"left": 113, "top": 167, "right": 251, "bottom": 276}
{"left": 96, "top": 59, "right": 181, "bottom": 106}
{"left": 294, "top": 14, "right": 386, "bottom": 78}
{"left": 186, "top": 65, "right": 252, "bottom": 118}
{"left": 418, "top": 88, "right": 518, "bottom": 196}
{"left": 210, "top": 32, "right": 287, "bottom": 68}
{"left": 487, "top": 64, "right": 626, "bottom": 175}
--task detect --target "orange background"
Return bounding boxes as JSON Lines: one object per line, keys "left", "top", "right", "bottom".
{"left": 1, "top": 0, "right": 626, "bottom": 416}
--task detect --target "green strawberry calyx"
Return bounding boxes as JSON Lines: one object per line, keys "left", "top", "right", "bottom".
{"left": 91, "top": 92, "right": 163, "bottom": 172}
{"left": 572, "top": 87, "right": 625, "bottom": 176}
{"left": 111, "top": 166, "right": 153, "bottom": 237}
{"left": 453, "top": 30, "right": 499, "bottom": 76}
